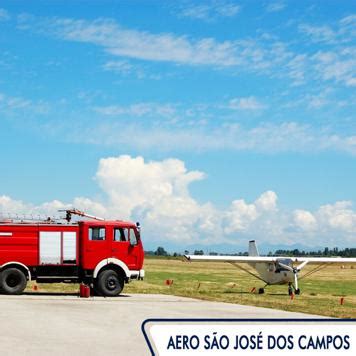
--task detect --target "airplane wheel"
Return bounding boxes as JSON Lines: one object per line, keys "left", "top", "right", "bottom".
{"left": 288, "top": 287, "right": 293, "bottom": 296}
{"left": 295, "top": 289, "right": 300, "bottom": 295}
{"left": 258, "top": 288, "right": 264, "bottom": 294}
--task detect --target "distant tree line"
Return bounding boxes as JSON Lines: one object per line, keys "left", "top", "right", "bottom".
{"left": 145, "top": 246, "right": 356, "bottom": 257}
{"left": 272, "top": 247, "right": 356, "bottom": 257}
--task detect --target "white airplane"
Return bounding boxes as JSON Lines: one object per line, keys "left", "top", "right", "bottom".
{"left": 185, "top": 240, "right": 356, "bottom": 295}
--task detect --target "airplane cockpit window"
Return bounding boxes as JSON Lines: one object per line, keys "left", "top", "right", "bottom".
{"left": 278, "top": 259, "right": 292, "bottom": 266}
{"left": 276, "top": 258, "right": 292, "bottom": 272}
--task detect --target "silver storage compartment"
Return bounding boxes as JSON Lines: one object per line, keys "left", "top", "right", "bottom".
{"left": 39, "top": 231, "right": 61, "bottom": 264}
{"left": 63, "top": 231, "right": 76, "bottom": 263}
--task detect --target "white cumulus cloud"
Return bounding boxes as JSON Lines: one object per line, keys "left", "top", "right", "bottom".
{"left": 293, "top": 209, "right": 318, "bottom": 231}
{"left": 316, "top": 201, "right": 356, "bottom": 232}
{"left": 1, "top": 156, "right": 356, "bottom": 248}
{"left": 224, "top": 191, "right": 278, "bottom": 234}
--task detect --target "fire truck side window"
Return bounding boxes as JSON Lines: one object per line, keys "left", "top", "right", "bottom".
{"left": 130, "top": 228, "right": 138, "bottom": 245}
{"left": 89, "top": 227, "right": 106, "bottom": 241}
{"left": 114, "top": 228, "right": 129, "bottom": 242}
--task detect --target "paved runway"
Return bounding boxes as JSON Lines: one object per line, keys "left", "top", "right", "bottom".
{"left": 0, "top": 293, "right": 323, "bottom": 355}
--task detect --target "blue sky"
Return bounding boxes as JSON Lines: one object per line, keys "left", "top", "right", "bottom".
{"left": 0, "top": 1, "right": 355, "bottom": 251}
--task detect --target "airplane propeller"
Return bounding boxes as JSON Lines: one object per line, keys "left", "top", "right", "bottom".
{"left": 277, "top": 260, "right": 309, "bottom": 294}
{"left": 278, "top": 260, "right": 309, "bottom": 273}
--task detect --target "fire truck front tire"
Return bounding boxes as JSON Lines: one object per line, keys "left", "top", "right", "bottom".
{"left": 96, "top": 269, "right": 124, "bottom": 297}
{"left": 0, "top": 268, "right": 27, "bottom": 295}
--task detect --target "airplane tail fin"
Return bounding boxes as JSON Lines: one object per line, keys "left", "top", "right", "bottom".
{"left": 248, "top": 240, "right": 259, "bottom": 256}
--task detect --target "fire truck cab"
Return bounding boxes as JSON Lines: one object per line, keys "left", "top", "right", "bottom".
{"left": 0, "top": 210, "right": 144, "bottom": 296}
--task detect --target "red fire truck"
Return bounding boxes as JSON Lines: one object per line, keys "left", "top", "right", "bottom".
{"left": 0, "top": 209, "right": 144, "bottom": 296}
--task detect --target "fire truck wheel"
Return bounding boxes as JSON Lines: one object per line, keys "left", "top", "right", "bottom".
{"left": 96, "top": 269, "right": 124, "bottom": 297}
{"left": 0, "top": 268, "right": 27, "bottom": 295}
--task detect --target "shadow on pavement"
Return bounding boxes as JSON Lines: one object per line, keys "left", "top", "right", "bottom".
{"left": 18, "top": 292, "right": 132, "bottom": 298}
{"left": 23, "top": 291, "right": 79, "bottom": 296}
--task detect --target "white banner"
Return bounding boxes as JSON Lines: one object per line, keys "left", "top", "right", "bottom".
{"left": 143, "top": 320, "right": 356, "bottom": 355}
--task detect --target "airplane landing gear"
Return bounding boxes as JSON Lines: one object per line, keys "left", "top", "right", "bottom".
{"left": 288, "top": 283, "right": 293, "bottom": 296}
{"left": 288, "top": 282, "right": 301, "bottom": 295}
{"left": 258, "top": 284, "right": 268, "bottom": 294}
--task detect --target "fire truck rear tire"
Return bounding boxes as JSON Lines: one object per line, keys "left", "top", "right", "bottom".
{"left": 0, "top": 268, "right": 27, "bottom": 295}
{"left": 96, "top": 269, "right": 124, "bottom": 297}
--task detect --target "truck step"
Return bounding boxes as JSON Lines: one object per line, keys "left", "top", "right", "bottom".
{"left": 37, "top": 276, "right": 79, "bottom": 279}
{"left": 36, "top": 276, "right": 80, "bottom": 283}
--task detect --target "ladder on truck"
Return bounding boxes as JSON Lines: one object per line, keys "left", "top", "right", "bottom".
{"left": 0, "top": 209, "right": 105, "bottom": 224}
{"left": 58, "top": 209, "right": 105, "bottom": 222}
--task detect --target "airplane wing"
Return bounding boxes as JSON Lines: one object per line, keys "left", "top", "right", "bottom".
{"left": 185, "top": 255, "right": 281, "bottom": 263}
{"left": 289, "top": 256, "right": 356, "bottom": 264}
{"left": 185, "top": 255, "right": 356, "bottom": 264}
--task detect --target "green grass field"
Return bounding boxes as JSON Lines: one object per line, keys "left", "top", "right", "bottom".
{"left": 26, "top": 257, "right": 356, "bottom": 318}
